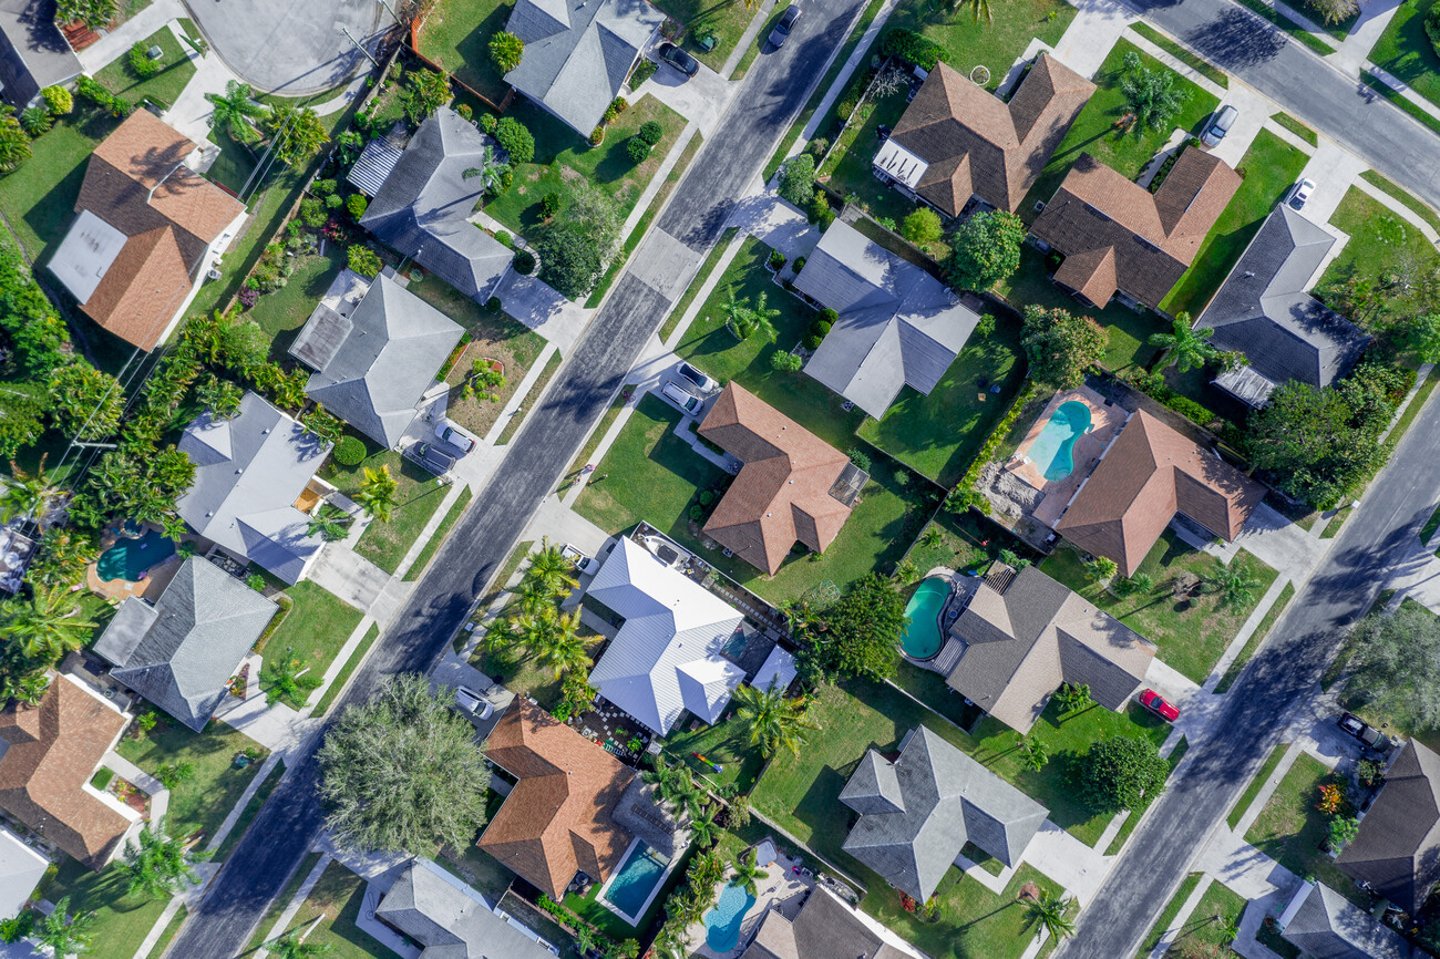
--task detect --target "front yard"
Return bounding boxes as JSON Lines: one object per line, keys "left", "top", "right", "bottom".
{"left": 324, "top": 447, "right": 454, "bottom": 575}
{"left": 258, "top": 580, "right": 365, "bottom": 707}
{"left": 1369, "top": 0, "right": 1440, "bottom": 112}
{"left": 1041, "top": 534, "right": 1279, "bottom": 685}
{"left": 887, "top": 0, "right": 1076, "bottom": 91}
{"left": 0, "top": 111, "right": 118, "bottom": 262}
{"left": 94, "top": 26, "right": 196, "bottom": 109}
{"left": 1243, "top": 752, "right": 1366, "bottom": 907}
{"left": 652, "top": 0, "right": 763, "bottom": 70}
{"left": 38, "top": 861, "right": 169, "bottom": 959}
{"left": 287, "top": 862, "right": 396, "bottom": 958}
{"left": 115, "top": 719, "right": 269, "bottom": 843}
{"left": 1318, "top": 186, "right": 1440, "bottom": 321}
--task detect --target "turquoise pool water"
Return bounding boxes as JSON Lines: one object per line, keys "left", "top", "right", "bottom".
{"left": 96, "top": 529, "right": 176, "bottom": 582}
{"left": 704, "top": 883, "right": 757, "bottom": 952}
{"left": 901, "top": 577, "right": 950, "bottom": 660}
{"left": 1028, "top": 400, "right": 1092, "bottom": 482}
{"left": 604, "top": 843, "right": 667, "bottom": 919}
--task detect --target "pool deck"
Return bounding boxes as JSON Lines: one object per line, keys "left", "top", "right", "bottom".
{"left": 1005, "top": 386, "right": 1126, "bottom": 530}
{"left": 84, "top": 525, "right": 193, "bottom": 604}
{"left": 689, "top": 847, "right": 814, "bottom": 959}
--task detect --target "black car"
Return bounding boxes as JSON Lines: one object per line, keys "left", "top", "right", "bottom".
{"left": 768, "top": 5, "right": 802, "bottom": 49}
{"left": 413, "top": 441, "right": 457, "bottom": 476}
{"left": 658, "top": 42, "right": 699, "bottom": 77}
{"left": 1339, "top": 712, "right": 1389, "bottom": 752}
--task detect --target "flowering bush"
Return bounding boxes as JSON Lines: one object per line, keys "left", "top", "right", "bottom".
{"left": 238, "top": 287, "right": 259, "bottom": 308}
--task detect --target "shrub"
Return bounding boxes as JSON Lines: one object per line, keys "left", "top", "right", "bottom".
{"left": 494, "top": 230, "right": 514, "bottom": 249}
{"left": 489, "top": 31, "right": 524, "bottom": 74}
{"left": 626, "top": 137, "right": 650, "bottom": 163}
{"left": 806, "top": 191, "right": 833, "bottom": 228}
{"left": 589, "top": 125, "right": 606, "bottom": 145}
{"left": 346, "top": 193, "right": 368, "bottom": 220}
{"left": 514, "top": 249, "right": 536, "bottom": 275}
{"left": 778, "top": 154, "right": 816, "bottom": 207}
{"left": 541, "top": 191, "right": 564, "bottom": 218}
{"left": 771, "top": 350, "right": 804, "bottom": 372}
{"left": 478, "top": 113, "right": 497, "bottom": 134}
{"left": 299, "top": 198, "right": 327, "bottom": 229}
{"left": 333, "top": 436, "right": 366, "bottom": 466}
{"left": 768, "top": 249, "right": 787, "bottom": 270}
{"left": 40, "top": 85, "right": 72, "bottom": 115}
{"left": 805, "top": 334, "right": 823, "bottom": 350}
{"left": 638, "top": 120, "right": 664, "bottom": 145}
{"left": 806, "top": 137, "right": 829, "bottom": 157}
{"left": 1428, "top": 3, "right": 1440, "bottom": 55}
{"left": 631, "top": 58, "right": 658, "bottom": 87}
{"left": 793, "top": 256, "right": 806, "bottom": 272}
{"left": 19, "top": 107, "right": 51, "bottom": 136}
{"left": 313, "top": 178, "right": 336, "bottom": 196}
{"left": 486, "top": 296, "right": 503, "bottom": 312}
{"left": 456, "top": 103, "right": 473, "bottom": 121}
{"left": 348, "top": 245, "right": 382, "bottom": 278}
{"left": 879, "top": 28, "right": 944, "bottom": 70}
{"left": 812, "top": 320, "right": 832, "bottom": 337}
{"left": 325, "top": 193, "right": 343, "bottom": 210}
{"left": 820, "top": 307, "right": 838, "bottom": 324}
{"left": 494, "top": 117, "right": 535, "bottom": 164}
{"left": 902, "top": 208, "right": 943, "bottom": 246}
{"left": 128, "top": 42, "right": 160, "bottom": 79}
{"left": 246, "top": 573, "right": 267, "bottom": 592}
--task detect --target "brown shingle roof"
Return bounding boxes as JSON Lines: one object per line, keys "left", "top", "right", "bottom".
{"left": 887, "top": 56, "right": 1094, "bottom": 215}
{"left": 1031, "top": 148, "right": 1241, "bottom": 309}
{"left": 69, "top": 110, "right": 245, "bottom": 350}
{"left": 477, "top": 703, "right": 635, "bottom": 899}
{"left": 1055, "top": 410, "right": 1264, "bottom": 575}
{"left": 0, "top": 674, "right": 131, "bottom": 868}
{"left": 697, "top": 383, "right": 855, "bottom": 575}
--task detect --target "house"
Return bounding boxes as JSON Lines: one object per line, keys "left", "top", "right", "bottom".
{"left": 739, "top": 884, "right": 923, "bottom": 959}
{"left": 943, "top": 563, "right": 1156, "bottom": 733}
{"left": 1054, "top": 409, "right": 1264, "bottom": 576}
{"left": 697, "top": 383, "right": 865, "bottom": 574}
{"left": 0, "top": 673, "right": 140, "bottom": 868}
{"left": 0, "top": 823, "right": 48, "bottom": 920}
{"left": 1337, "top": 740, "right": 1440, "bottom": 915}
{"left": 1278, "top": 880, "right": 1416, "bottom": 958}
{"left": 1030, "top": 149, "right": 1240, "bottom": 311}
{"left": 502, "top": 0, "right": 664, "bottom": 137}
{"left": 873, "top": 55, "right": 1094, "bottom": 217}
{"left": 354, "top": 108, "right": 514, "bottom": 302}
{"left": 175, "top": 391, "right": 332, "bottom": 584}
{"left": 290, "top": 272, "right": 463, "bottom": 449}
{"left": 477, "top": 702, "right": 677, "bottom": 900}
{"left": 840, "top": 725, "right": 1048, "bottom": 902}
{"left": 585, "top": 537, "right": 746, "bottom": 736}
{"left": 1195, "top": 204, "right": 1370, "bottom": 407}
{"left": 792, "top": 219, "right": 981, "bottom": 419}
{"left": 0, "top": 0, "right": 80, "bottom": 109}
{"left": 49, "top": 109, "right": 247, "bottom": 351}
{"left": 93, "top": 557, "right": 278, "bottom": 731}
{"left": 371, "top": 857, "right": 559, "bottom": 958}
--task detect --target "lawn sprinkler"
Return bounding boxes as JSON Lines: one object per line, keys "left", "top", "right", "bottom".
{"left": 693, "top": 752, "right": 723, "bottom": 775}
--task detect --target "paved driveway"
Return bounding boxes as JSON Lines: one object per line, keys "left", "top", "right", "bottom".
{"left": 186, "top": 0, "right": 387, "bottom": 94}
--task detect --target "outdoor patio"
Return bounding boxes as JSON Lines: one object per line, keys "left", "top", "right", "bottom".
{"left": 1006, "top": 385, "right": 1127, "bottom": 529}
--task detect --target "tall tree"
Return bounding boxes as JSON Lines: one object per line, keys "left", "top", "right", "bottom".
{"left": 1148, "top": 313, "right": 1218, "bottom": 372}
{"left": 730, "top": 681, "right": 818, "bottom": 758}
{"left": 729, "top": 848, "right": 767, "bottom": 896}
{"left": 400, "top": 69, "right": 450, "bottom": 124}
{"left": 1079, "top": 736, "right": 1169, "bottom": 813}
{"left": 206, "top": 81, "right": 267, "bottom": 144}
{"left": 120, "top": 821, "right": 204, "bottom": 900}
{"left": 946, "top": 210, "right": 1026, "bottom": 291}
{"left": 1020, "top": 305, "right": 1109, "bottom": 389}
{"left": 1204, "top": 562, "right": 1262, "bottom": 610}
{"left": 355, "top": 465, "right": 399, "bottom": 522}
{"left": 488, "top": 31, "right": 524, "bottom": 73}
{"left": 1348, "top": 600, "right": 1440, "bottom": 733}
{"left": 263, "top": 103, "right": 330, "bottom": 169}
{"left": 3, "top": 587, "right": 96, "bottom": 663}
{"left": 266, "top": 930, "right": 332, "bottom": 959}
{"left": 1119, "top": 52, "right": 1185, "bottom": 132}
{"left": 305, "top": 504, "right": 352, "bottom": 543}
{"left": 32, "top": 896, "right": 93, "bottom": 957}
{"left": 799, "top": 574, "right": 907, "bottom": 682}
{"left": 518, "top": 539, "right": 578, "bottom": 602}
{"left": 48, "top": 364, "right": 125, "bottom": 441}
{"left": 1024, "top": 892, "right": 1076, "bottom": 942}
{"left": 1, "top": 455, "right": 58, "bottom": 523}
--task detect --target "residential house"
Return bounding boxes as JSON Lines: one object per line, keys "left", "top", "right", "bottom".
{"left": 1278, "top": 880, "right": 1416, "bottom": 958}
{"left": 290, "top": 272, "right": 463, "bottom": 449}
{"left": 371, "top": 857, "right": 559, "bottom": 958}
{"left": 0, "top": 0, "right": 80, "bottom": 109}
{"left": 697, "top": 383, "right": 866, "bottom": 574}
{"left": 477, "top": 702, "right": 677, "bottom": 900}
{"left": 792, "top": 218, "right": 981, "bottom": 419}
{"left": 502, "top": 0, "right": 664, "bottom": 137}
{"left": 585, "top": 536, "right": 746, "bottom": 736}
{"left": 739, "top": 884, "right": 923, "bottom": 959}
{"left": 1030, "top": 148, "right": 1240, "bottom": 311}
{"left": 175, "top": 391, "right": 332, "bottom": 584}
{"left": 943, "top": 563, "right": 1156, "bottom": 733}
{"left": 93, "top": 557, "right": 278, "bottom": 731}
{"left": 1054, "top": 409, "right": 1264, "bottom": 576}
{"left": 49, "top": 109, "right": 247, "bottom": 351}
{"left": 840, "top": 725, "right": 1048, "bottom": 902}
{"left": 1337, "top": 740, "right": 1440, "bottom": 915}
{"left": 873, "top": 55, "right": 1094, "bottom": 217}
{"left": 1195, "top": 204, "right": 1370, "bottom": 407}
{"left": 0, "top": 823, "right": 48, "bottom": 920}
{"left": 353, "top": 107, "right": 514, "bottom": 302}
{"left": 0, "top": 673, "right": 140, "bottom": 868}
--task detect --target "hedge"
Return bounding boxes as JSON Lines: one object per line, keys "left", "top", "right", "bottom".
{"left": 879, "top": 28, "right": 944, "bottom": 71}
{"left": 952, "top": 381, "right": 1041, "bottom": 514}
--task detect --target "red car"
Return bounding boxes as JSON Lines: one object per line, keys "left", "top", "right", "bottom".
{"left": 1139, "top": 689, "right": 1180, "bottom": 722}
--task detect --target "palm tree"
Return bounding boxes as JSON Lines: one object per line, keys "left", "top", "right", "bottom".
{"left": 521, "top": 539, "right": 578, "bottom": 600}
{"left": 5, "top": 587, "right": 97, "bottom": 663}
{"left": 206, "top": 81, "right": 267, "bottom": 144}
{"left": 1206, "top": 564, "right": 1262, "bottom": 610}
{"left": 33, "top": 896, "right": 94, "bottom": 958}
{"left": 460, "top": 143, "right": 510, "bottom": 192}
{"left": 731, "top": 681, "right": 818, "bottom": 758}
{"left": 0, "top": 669, "right": 50, "bottom": 707}
{"left": 1024, "top": 892, "right": 1075, "bottom": 942}
{"left": 355, "top": 465, "right": 399, "bottom": 522}
{"left": 306, "top": 504, "right": 352, "bottom": 542}
{"left": 1148, "top": 313, "right": 1218, "bottom": 372}
{"left": 267, "top": 925, "right": 331, "bottom": 959}
{"left": 920, "top": 527, "right": 943, "bottom": 548}
{"left": 1017, "top": 735, "right": 1049, "bottom": 772}
{"left": 1, "top": 455, "right": 57, "bottom": 523}
{"left": 529, "top": 608, "right": 593, "bottom": 678}
{"left": 689, "top": 802, "right": 720, "bottom": 848}
{"left": 571, "top": 924, "right": 598, "bottom": 956}
{"left": 729, "top": 849, "right": 767, "bottom": 896}
{"left": 1119, "top": 52, "right": 1184, "bottom": 132}
{"left": 737, "top": 291, "right": 780, "bottom": 343}
{"left": 954, "top": 0, "right": 993, "bottom": 23}
{"left": 121, "top": 821, "right": 203, "bottom": 900}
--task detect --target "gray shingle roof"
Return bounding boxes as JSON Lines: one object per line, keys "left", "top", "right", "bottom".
{"left": 94, "top": 557, "right": 277, "bottom": 731}
{"left": 0, "top": 0, "right": 80, "bottom": 108}
{"left": 297, "top": 273, "right": 463, "bottom": 449}
{"left": 1281, "top": 882, "right": 1415, "bottom": 959}
{"left": 504, "top": 0, "right": 663, "bottom": 135}
{"left": 840, "top": 726, "right": 1048, "bottom": 901}
{"left": 175, "top": 392, "right": 331, "bottom": 584}
{"left": 740, "top": 886, "right": 922, "bottom": 959}
{"left": 359, "top": 108, "right": 514, "bottom": 300}
{"left": 375, "top": 857, "right": 558, "bottom": 959}
{"left": 1337, "top": 740, "right": 1440, "bottom": 914}
{"left": 1196, "top": 205, "right": 1370, "bottom": 405}
{"left": 794, "top": 219, "right": 980, "bottom": 419}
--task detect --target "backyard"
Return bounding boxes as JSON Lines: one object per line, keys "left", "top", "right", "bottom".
{"left": 1041, "top": 535, "right": 1279, "bottom": 684}
{"left": 324, "top": 446, "right": 454, "bottom": 574}
{"left": 414, "top": 0, "right": 515, "bottom": 104}
{"left": 1369, "top": 0, "right": 1440, "bottom": 111}
{"left": 661, "top": 711, "right": 767, "bottom": 794}
{"left": 258, "top": 580, "right": 365, "bottom": 707}
{"left": 244, "top": 242, "right": 348, "bottom": 356}
{"left": 94, "top": 27, "right": 196, "bottom": 110}
{"left": 820, "top": 90, "right": 926, "bottom": 236}
{"left": 1244, "top": 752, "right": 1366, "bottom": 907}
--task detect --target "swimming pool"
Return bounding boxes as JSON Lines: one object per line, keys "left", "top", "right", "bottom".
{"left": 704, "top": 882, "right": 757, "bottom": 952}
{"left": 900, "top": 576, "right": 949, "bottom": 660}
{"left": 1027, "top": 400, "right": 1092, "bottom": 482}
{"left": 602, "top": 842, "right": 668, "bottom": 921}
{"left": 96, "top": 529, "right": 176, "bottom": 582}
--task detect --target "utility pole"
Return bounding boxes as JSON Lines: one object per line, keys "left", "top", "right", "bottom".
{"left": 340, "top": 26, "right": 381, "bottom": 68}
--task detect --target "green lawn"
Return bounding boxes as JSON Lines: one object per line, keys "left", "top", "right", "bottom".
{"left": 312, "top": 625, "right": 381, "bottom": 717}
{"left": 259, "top": 581, "right": 365, "bottom": 708}
{"left": 204, "top": 132, "right": 259, "bottom": 195}
{"left": 1361, "top": 169, "right": 1440, "bottom": 235}
{"left": 415, "top": 0, "right": 515, "bottom": 104}
{"left": 1023, "top": 40, "right": 1221, "bottom": 217}
{"left": 1370, "top": 0, "right": 1440, "bottom": 111}
{"left": 325, "top": 447, "right": 453, "bottom": 574}
{"left": 903, "top": 511, "right": 994, "bottom": 577}
{"left": 820, "top": 92, "right": 924, "bottom": 236}
{"left": 1139, "top": 872, "right": 1204, "bottom": 956}
{"left": 1318, "top": 186, "right": 1440, "bottom": 320}
{"left": 94, "top": 28, "right": 196, "bottom": 109}
{"left": 1216, "top": 581, "right": 1295, "bottom": 694}
{"left": 405, "top": 486, "right": 474, "bottom": 580}
{"left": 214, "top": 759, "right": 284, "bottom": 861}
{"left": 39, "top": 860, "right": 169, "bottom": 959}
{"left": 245, "top": 242, "right": 347, "bottom": 357}
{"left": 289, "top": 863, "right": 396, "bottom": 958}
{"left": 661, "top": 712, "right": 767, "bottom": 794}
{"left": 0, "top": 111, "right": 116, "bottom": 262}
{"left": 1130, "top": 23, "right": 1228, "bottom": 87}
{"left": 652, "top": 0, "right": 762, "bottom": 70}
{"left": 888, "top": 0, "right": 1076, "bottom": 91}
{"left": 1041, "top": 535, "right": 1280, "bottom": 684}
{"left": 482, "top": 96, "right": 685, "bottom": 237}
{"left": 1167, "top": 879, "right": 1247, "bottom": 952}
{"left": 1160, "top": 129, "right": 1309, "bottom": 317}
{"left": 115, "top": 720, "right": 268, "bottom": 844}
{"left": 1226, "top": 742, "right": 1288, "bottom": 829}
{"left": 873, "top": 864, "right": 1065, "bottom": 959}
{"left": 1244, "top": 752, "right": 1365, "bottom": 906}
{"left": 1271, "top": 111, "right": 1318, "bottom": 146}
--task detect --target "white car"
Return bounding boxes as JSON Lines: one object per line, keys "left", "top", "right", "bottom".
{"left": 435, "top": 420, "right": 478, "bottom": 455}
{"left": 1286, "top": 178, "right": 1316, "bottom": 211}
{"left": 661, "top": 381, "right": 703, "bottom": 416}
{"left": 455, "top": 686, "right": 494, "bottom": 720}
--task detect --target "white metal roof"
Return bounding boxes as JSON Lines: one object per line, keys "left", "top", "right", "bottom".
{"left": 49, "top": 209, "right": 127, "bottom": 305}
{"left": 872, "top": 138, "right": 930, "bottom": 191}
{"left": 0, "top": 824, "right": 48, "bottom": 920}
{"left": 751, "top": 644, "right": 798, "bottom": 694}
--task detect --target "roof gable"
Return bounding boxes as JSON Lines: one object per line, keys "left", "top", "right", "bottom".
{"left": 1338, "top": 740, "right": 1440, "bottom": 913}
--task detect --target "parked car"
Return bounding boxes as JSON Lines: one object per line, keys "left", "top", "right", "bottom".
{"left": 435, "top": 421, "right": 478, "bottom": 455}
{"left": 455, "top": 686, "right": 495, "bottom": 721}
{"left": 1339, "top": 711, "right": 1389, "bottom": 750}
{"left": 412, "top": 441, "right": 457, "bottom": 476}
{"left": 661, "top": 381, "right": 704, "bottom": 416}
{"left": 1201, "top": 105, "right": 1239, "bottom": 147}
{"left": 676, "top": 361, "right": 718, "bottom": 394}
{"left": 1139, "top": 688, "right": 1180, "bottom": 722}
{"left": 658, "top": 42, "right": 699, "bottom": 77}
{"left": 768, "top": 5, "right": 802, "bottom": 49}
{"left": 1286, "top": 178, "right": 1317, "bottom": 211}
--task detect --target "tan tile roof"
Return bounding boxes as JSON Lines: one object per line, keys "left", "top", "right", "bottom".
{"left": 1055, "top": 410, "right": 1265, "bottom": 575}
{"left": 71, "top": 110, "right": 245, "bottom": 350}
{"left": 477, "top": 702, "right": 635, "bottom": 899}
{"left": 1030, "top": 148, "right": 1241, "bottom": 309}
{"left": 698, "top": 383, "right": 855, "bottom": 575}
{"left": 888, "top": 56, "right": 1095, "bottom": 215}
{"left": 0, "top": 674, "right": 131, "bottom": 868}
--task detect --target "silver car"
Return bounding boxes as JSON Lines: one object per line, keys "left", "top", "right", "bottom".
{"left": 455, "top": 686, "right": 494, "bottom": 720}
{"left": 1201, "top": 105, "right": 1238, "bottom": 147}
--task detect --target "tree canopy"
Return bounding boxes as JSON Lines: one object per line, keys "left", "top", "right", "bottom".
{"left": 1078, "top": 736, "right": 1169, "bottom": 813}
{"left": 946, "top": 210, "right": 1025, "bottom": 291}
{"left": 1119, "top": 52, "right": 1184, "bottom": 132}
{"left": 797, "top": 573, "right": 906, "bottom": 682}
{"left": 534, "top": 183, "right": 619, "bottom": 298}
{"left": 1020, "top": 305, "right": 1109, "bottom": 389}
{"left": 778, "top": 155, "right": 816, "bottom": 208}
{"left": 1348, "top": 600, "right": 1440, "bottom": 734}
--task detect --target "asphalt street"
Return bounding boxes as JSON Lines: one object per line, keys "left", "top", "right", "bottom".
{"left": 1131, "top": 0, "right": 1440, "bottom": 210}
{"left": 161, "top": 1, "right": 868, "bottom": 955}
{"left": 1061, "top": 386, "right": 1440, "bottom": 958}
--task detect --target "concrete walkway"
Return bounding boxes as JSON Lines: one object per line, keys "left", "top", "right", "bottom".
{"left": 1330, "top": 0, "right": 1405, "bottom": 73}
{"left": 253, "top": 851, "right": 332, "bottom": 958}
{"left": 1052, "top": 0, "right": 1138, "bottom": 79}
{"left": 76, "top": 0, "right": 186, "bottom": 73}
{"left": 102, "top": 751, "right": 169, "bottom": 823}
